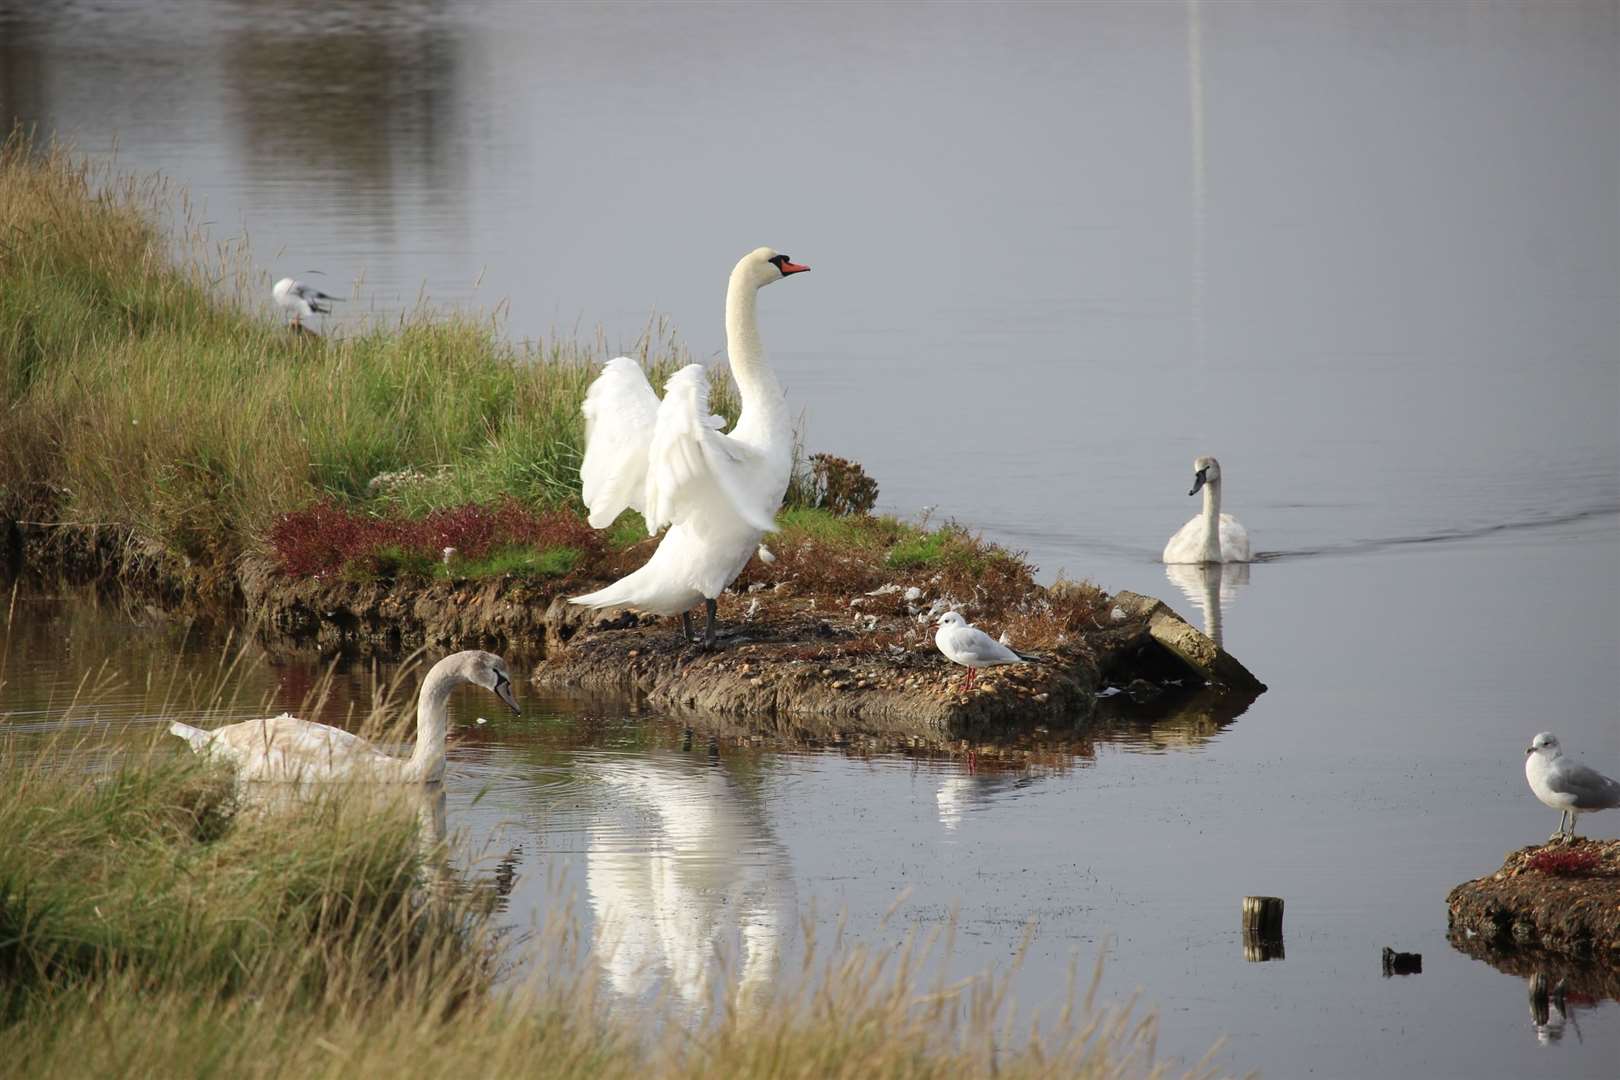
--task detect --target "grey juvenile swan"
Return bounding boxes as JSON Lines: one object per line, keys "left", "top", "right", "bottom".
{"left": 168, "top": 650, "right": 520, "bottom": 783}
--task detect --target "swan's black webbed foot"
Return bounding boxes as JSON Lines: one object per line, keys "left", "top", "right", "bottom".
{"left": 700, "top": 597, "right": 721, "bottom": 650}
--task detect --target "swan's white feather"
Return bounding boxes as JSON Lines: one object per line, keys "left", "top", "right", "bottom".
{"left": 172, "top": 713, "right": 400, "bottom": 782}
{"left": 1163, "top": 512, "right": 1250, "bottom": 564}
{"left": 579, "top": 357, "right": 663, "bottom": 529}
{"left": 645, "top": 365, "right": 777, "bottom": 535}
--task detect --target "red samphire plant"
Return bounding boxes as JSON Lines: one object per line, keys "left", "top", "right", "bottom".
{"left": 1525, "top": 847, "right": 1602, "bottom": 876}
{"left": 268, "top": 499, "right": 600, "bottom": 578}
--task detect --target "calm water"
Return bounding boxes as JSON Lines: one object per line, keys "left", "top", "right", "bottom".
{"left": 3, "top": 2, "right": 1619, "bottom": 1076}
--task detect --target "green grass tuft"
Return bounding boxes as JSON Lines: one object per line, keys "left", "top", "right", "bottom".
{"left": 443, "top": 544, "right": 581, "bottom": 580}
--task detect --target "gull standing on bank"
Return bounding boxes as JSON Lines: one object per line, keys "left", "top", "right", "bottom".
{"left": 273, "top": 276, "right": 343, "bottom": 329}
{"left": 1525, "top": 732, "right": 1620, "bottom": 841}
{"left": 934, "top": 611, "right": 1033, "bottom": 690}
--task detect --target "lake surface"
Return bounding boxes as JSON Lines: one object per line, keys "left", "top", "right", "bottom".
{"left": 3, "top": 2, "right": 1618, "bottom": 1076}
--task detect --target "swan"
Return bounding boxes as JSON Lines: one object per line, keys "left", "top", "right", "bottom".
{"left": 1162, "top": 455, "right": 1251, "bottom": 564}
{"left": 1525, "top": 732, "right": 1620, "bottom": 841}
{"left": 569, "top": 247, "right": 810, "bottom": 647}
{"left": 272, "top": 276, "right": 342, "bottom": 328}
{"left": 167, "top": 650, "right": 520, "bottom": 782}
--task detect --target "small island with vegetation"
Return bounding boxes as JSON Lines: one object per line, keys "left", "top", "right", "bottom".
{"left": 0, "top": 136, "right": 1262, "bottom": 742}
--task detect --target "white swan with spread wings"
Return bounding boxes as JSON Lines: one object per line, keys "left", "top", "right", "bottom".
{"left": 569, "top": 248, "right": 809, "bottom": 647}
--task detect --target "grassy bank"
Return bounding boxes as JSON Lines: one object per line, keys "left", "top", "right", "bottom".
{"left": 0, "top": 134, "right": 731, "bottom": 563}
{"left": 0, "top": 723, "right": 1225, "bottom": 1079}
{"left": 0, "top": 135, "right": 1078, "bottom": 628}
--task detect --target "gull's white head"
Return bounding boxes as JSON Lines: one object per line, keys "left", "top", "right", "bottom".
{"left": 447, "top": 650, "right": 521, "bottom": 715}
{"left": 734, "top": 247, "right": 810, "bottom": 291}
{"left": 1189, "top": 455, "right": 1223, "bottom": 497}
{"left": 934, "top": 611, "right": 968, "bottom": 631}
{"left": 272, "top": 277, "right": 296, "bottom": 305}
{"left": 1526, "top": 731, "right": 1561, "bottom": 758}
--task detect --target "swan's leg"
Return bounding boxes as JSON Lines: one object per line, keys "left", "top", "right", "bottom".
{"left": 703, "top": 598, "right": 719, "bottom": 649}
{"left": 681, "top": 610, "right": 698, "bottom": 643}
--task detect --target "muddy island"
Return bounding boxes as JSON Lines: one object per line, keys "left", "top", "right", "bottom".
{"left": 1447, "top": 838, "right": 1620, "bottom": 958}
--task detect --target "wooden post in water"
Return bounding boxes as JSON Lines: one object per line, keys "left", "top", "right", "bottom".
{"left": 1241, "top": 896, "right": 1285, "bottom": 962}
{"left": 1242, "top": 896, "right": 1284, "bottom": 936}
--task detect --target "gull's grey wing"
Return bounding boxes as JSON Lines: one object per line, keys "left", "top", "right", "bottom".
{"left": 292, "top": 282, "right": 342, "bottom": 311}
{"left": 955, "top": 628, "right": 1025, "bottom": 666}
{"left": 1551, "top": 760, "right": 1620, "bottom": 810}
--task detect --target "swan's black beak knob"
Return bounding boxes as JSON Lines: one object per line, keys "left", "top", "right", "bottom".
{"left": 493, "top": 673, "right": 521, "bottom": 716}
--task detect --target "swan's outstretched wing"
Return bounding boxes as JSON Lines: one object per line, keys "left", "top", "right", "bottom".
{"left": 579, "top": 357, "right": 663, "bottom": 529}
{"left": 643, "top": 365, "right": 777, "bottom": 535}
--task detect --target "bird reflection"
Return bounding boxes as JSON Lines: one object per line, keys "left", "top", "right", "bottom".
{"left": 585, "top": 756, "right": 795, "bottom": 1015}
{"left": 1528, "top": 972, "right": 1588, "bottom": 1046}
{"left": 936, "top": 766, "right": 1042, "bottom": 832}
{"left": 1163, "top": 560, "right": 1250, "bottom": 648}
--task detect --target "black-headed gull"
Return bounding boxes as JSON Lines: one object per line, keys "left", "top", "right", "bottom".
{"left": 273, "top": 276, "right": 343, "bottom": 328}
{"left": 1525, "top": 732, "right": 1620, "bottom": 841}
{"left": 933, "top": 611, "right": 1033, "bottom": 690}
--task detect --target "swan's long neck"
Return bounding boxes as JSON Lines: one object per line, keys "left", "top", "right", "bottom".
{"left": 725, "top": 269, "right": 788, "bottom": 445}
{"left": 402, "top": 665, "right": 458, "bottom": 782}
{"left": 1199, "top": 480, "right": 1222, "bottom": 563}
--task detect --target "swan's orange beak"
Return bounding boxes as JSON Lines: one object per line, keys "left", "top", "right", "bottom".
{"left": 778, "top": 260, "right": 810, "bottom": 275}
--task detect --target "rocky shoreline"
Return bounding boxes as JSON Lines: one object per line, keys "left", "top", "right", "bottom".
{"left": 1447, "top": 838, "right": 1620, "bottom": 959}
{"left": 8, "top": 521, "right": 1266, "bottom": 738}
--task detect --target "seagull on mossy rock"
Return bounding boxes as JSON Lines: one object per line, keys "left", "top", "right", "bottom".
{"left": 1526, "top": 732, "right": 1620, "bottom": 842}
{"left": 273, "top": 276, "right": 343, "bottom": 329}
{"left": 933, "top": 611, "right": 1036, "bottom": 691}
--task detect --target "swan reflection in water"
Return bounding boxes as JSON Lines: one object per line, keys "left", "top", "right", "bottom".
{"left": 1163, "top": 560, "right": 1250, "bottom": 648}
{"left": 585, "top": 755, "right": 796, "bottom": 1014}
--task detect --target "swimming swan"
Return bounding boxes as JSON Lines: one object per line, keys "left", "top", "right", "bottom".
{"left": 1162, "top": 455, "right": 1251, "bottom": 565}
{"left": 569, "top": 247, "right": 810, "bottom": 647}
{"left": 167, "top": 650, "right": 520, "bottom": 782}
